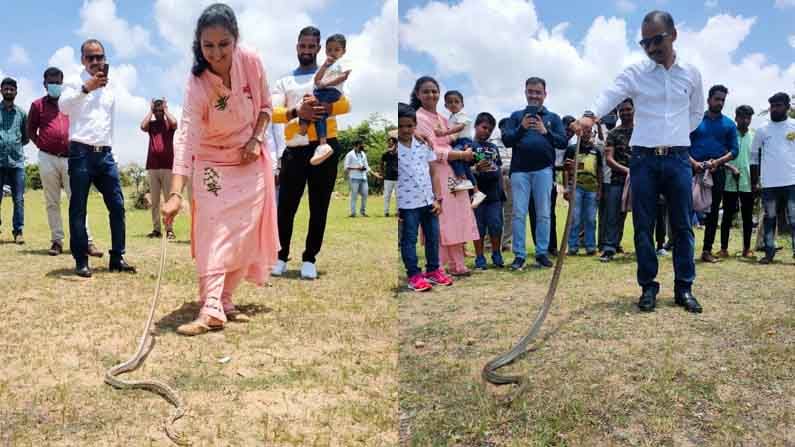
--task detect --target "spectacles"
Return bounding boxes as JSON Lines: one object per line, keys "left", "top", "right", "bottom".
{"left": 85, "top": 54, "right": 106, "bottom": 62}
{"left": 638, "top": 32, "right": 670, "bottom": 49}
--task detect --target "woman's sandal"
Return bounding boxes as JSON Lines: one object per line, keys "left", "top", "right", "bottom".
{"left": 226, "top": 310, "right": 251, "bottom": 323}
{"left": 177, "top": 317, "right": 224, "bottom": 336}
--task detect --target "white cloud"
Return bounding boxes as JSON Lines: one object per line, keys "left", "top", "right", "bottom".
{"left": 705, "top": 0, "right": 718, "bottom": 7}
{"left": 153, "top": 0, "right": 396, "bottom": 126}
{"left": 789, "top": 35, "right": 795, "bottom": 48}
{"left": 8, "top": 44, "right": 31, "bottom": 66}
{"left": 77, "top": 0, "right": 155, "bottom": 59}
{"left": 400, "top": 0, "right": 795, "bottom": 131}
{"left": 615, "top": 0, "right": 636, "bottom": 13}
{"left": 44, "top": 46, "right": 153, "bottom": 165}
{"left": 775, "top": 0, "right": 795, "bottom": 8}
{"left": 7, "top": 1, "right": 394, "bottom": 166}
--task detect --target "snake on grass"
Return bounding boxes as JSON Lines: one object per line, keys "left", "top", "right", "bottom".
{"left": 104, "top": 232, "right": 190, "bottom": 445}
{"left": 481, "top": 136, "right": 581, "bottom": 400}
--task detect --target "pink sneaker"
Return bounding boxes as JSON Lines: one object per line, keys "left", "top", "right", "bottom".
{"left": 407, "top": 273, "right": 433, "bottom": 292}
{"left": 424, "top": 269, "right": 453, "bottom": 286}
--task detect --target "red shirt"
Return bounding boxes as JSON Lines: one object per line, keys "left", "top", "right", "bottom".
{"left": 28, "top": 96, "right": 70, "bottom": 156}
{"left": 146, "top": 119, "right": 176, "bottom": 170}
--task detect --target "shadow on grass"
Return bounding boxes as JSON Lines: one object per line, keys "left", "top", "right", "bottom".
{"left": 20, "top": 248, "right": 55, "bottom": 256}
{"left": 45, "top": 267, "right": 82, "bottom": 278}
{"left": 154, "top": 301, "right": 274, "bottom": 334}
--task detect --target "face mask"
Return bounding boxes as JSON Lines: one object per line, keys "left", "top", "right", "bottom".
{"left": 47, "top": 84, "right": 62, "bottom": 98}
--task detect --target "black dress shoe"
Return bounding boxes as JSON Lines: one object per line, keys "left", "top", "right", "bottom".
{"left": 109, "top": 258, "right": 137, "bottom": 273}
{"left": 637, "top": 289, "right": 657, "bottom": 312}
{"left": 674, "top": 291, "right": 703, "bottom": 313}
{"left": 75, "top": 266, "right": 92, "bottom": 278}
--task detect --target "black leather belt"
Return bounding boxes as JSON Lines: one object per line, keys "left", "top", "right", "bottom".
{"left": 71, "top": 141, "right": 111, "bottom": 153}
{"left": 633, "top": 145, "right": 688, "bottom": 156}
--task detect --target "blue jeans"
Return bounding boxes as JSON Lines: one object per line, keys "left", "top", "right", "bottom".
{"left": 68, "top": 143, "right": 126, "bottom": 266}
{"left": 761, "top": 185, "right": 795, "bottom": 259}
{"left": 511, "top": 167, "right": 553, "bottom": 258}
{"left": 399, "top": 205, "right": 440, "bottom": 277}
{"left": 305, "top": 88, "right": 342, "bottom": 140}
{"left": 568, "top": 186, "right": 597, "bottom": 252}
{"left": 602, "top": 183, "right": 627, "bottom": 254}
{"left": 349, "top": 178, "right": 368, "bottom": 215}
{"left": 449, "top": 138, "right": 476, "bottom": 185}
{"left": 0, "top": 167, "right": 25, "bottom": 234}
{"left": 630, "top": 147, "right": 695, "bottom": 293}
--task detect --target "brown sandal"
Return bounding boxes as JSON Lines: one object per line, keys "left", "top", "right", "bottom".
{"left": 226, "top": 310, "right": 250, "bottom": 323}
{"left": 177, "top": 318, "right": 224, "bottom": 336}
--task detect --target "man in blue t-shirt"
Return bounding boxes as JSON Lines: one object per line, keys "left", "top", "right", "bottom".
{"left": 689, "top": 84, "right": 738, "bottom": 263}
{"left": 501, "top": 77, "right": 568, "bottom": 270}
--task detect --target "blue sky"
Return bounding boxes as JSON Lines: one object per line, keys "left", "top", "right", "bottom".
{"left": 399, "top": 0, "right": 795, "bottom": 122}
{"left": 0, "top": 0, "right": 397, "bottom": 164}
{"left": 5, "top": 0, "right": 384, "bottom": 89}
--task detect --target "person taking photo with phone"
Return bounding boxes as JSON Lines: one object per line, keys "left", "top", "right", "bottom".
{"left": 60, "top": 38, "right": 136, "bottom": 277}
{"left": 140, "top": 98, "right": 178, "bottom": 240}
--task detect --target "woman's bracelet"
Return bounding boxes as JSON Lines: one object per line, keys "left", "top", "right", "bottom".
{"left": 169, "top": 192, "right": 183, "bottom": 201}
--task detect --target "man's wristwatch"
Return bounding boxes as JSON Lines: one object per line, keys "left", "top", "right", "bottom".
{"left": 81, "top": 85, "right": 90, "bottom": 95}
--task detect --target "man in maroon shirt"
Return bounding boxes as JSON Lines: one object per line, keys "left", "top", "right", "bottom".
{"left": 140, "top": 98, "right": 177, "bottom": 239}
{"left": 27, "top": 67, "right": 102, "bottom": 257}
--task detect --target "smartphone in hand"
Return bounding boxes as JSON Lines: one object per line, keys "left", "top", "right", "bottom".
{"left": 102, "top": 63, "right": 110, "bottom": 77}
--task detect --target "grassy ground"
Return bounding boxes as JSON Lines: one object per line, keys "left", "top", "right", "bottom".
{"left": 399, "top": 202, "right": 794, "bottom": 446}
{"left": 0, "top": 187, "right": 398, "bottom": 446}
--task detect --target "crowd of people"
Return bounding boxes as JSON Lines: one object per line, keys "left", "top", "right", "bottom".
{"left": 397, "top": 10, "right": 795, "bottom": 315}
{"left": 0, "top": 3, "right": 364, "bottom": 336}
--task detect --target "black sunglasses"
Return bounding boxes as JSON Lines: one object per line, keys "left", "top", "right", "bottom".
{"left": 639, "top": 32, "right": 670, "bottom": 49}
{"left": 85, "top": 54, "right": 106, "bottom": 62}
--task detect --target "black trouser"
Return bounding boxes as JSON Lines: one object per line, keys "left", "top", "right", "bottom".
{"left": 721, "top": 190, "right": 754, "bottom": 252}
{"left": 650, "top": 199, "right": 667, "bottom": 250}
{"left": 702, "top": 168, "right": 726, "bottom": 253}
{"left": 68, "top": 142, "right": 125, "bottom": 266}
{"left": 529, "top": 186, "right": 557, "bottom": 254}
{"left": 277, "top": 138, "right": 341, "bottom": 263}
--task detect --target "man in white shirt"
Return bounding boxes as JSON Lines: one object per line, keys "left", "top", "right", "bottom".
{"left": 59, "top": 39, "right": 136, "bottom": 277}
{"left": 270, "top": 27, "right": 351, "bottom": 280}
{"left": 576, "top": 11, "right": 703, "bottom": 313}
{"left": 751, "top": 92, "right": 795, "bottom": 264}
{"left": 344, "top": 140, "right": 371, "bottom": 217}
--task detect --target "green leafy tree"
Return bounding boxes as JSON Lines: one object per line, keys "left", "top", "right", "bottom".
{"left": 336, "top": 113, "right": 396, "bottom": 193}
{"left": 25, "top": 164, "right": 42, "bottom": 190}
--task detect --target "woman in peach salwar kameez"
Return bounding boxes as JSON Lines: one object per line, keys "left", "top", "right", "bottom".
{"left": 411, "top": 76, "right": 479, "bottom": 275}
{"left": 162, "top": 4, "right": 279, "bottom": 336}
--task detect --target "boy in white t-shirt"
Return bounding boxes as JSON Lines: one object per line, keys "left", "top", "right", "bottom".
{"left": 397, "top": 102, "right": 453, "bottom": 292}
{"left": 300, "top": 33, "right": 352, "bottom": 165}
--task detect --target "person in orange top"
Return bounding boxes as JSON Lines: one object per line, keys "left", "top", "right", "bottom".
{"left": 161, "top": 3, "right": 279, "bottom": 336}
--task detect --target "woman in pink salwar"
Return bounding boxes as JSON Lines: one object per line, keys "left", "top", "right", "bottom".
{"left": 411, "top": 76, "right": 479, "bottom": 275}
{"left": 162, "top": 4, "right": 279, "bottom": 336}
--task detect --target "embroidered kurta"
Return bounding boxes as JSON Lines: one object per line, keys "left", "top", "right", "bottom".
{"left": 415, "top": 107, "right": 479, "bottom": 246}
{"left": 173, "top": 46, "right": 279, "bottom": 283}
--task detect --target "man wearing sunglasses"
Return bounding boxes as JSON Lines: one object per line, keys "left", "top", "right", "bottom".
{"left": 575, "top": 10, "right": 705, "bottom": 314}
{"left": 60, "top": 39, "right": 136, "bottom": 278}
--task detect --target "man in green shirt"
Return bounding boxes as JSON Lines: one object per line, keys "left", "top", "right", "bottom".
{"left": 719, "top": 105, "right": 755, "bottom": 258}
{"left": 0, "top": 77, "right": 29, "bottom": 244}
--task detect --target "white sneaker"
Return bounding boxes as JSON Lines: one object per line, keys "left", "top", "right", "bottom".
{"left": 300, "top": 261, "right": 318, "bottom": 280}
{"left": 471, "top": 191, "right": 487, "bottom": 208}
{"left": 656, "top": 248, "right": 668, "bottom": 257}
{"left": 272, "top": 260, "right": 287, "bottom": 276}
{"left": 453, "top": 179, "right": 475, "bottom": 191}
{"left": 310, "top": 144, "right": 333, "bottom": 166}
